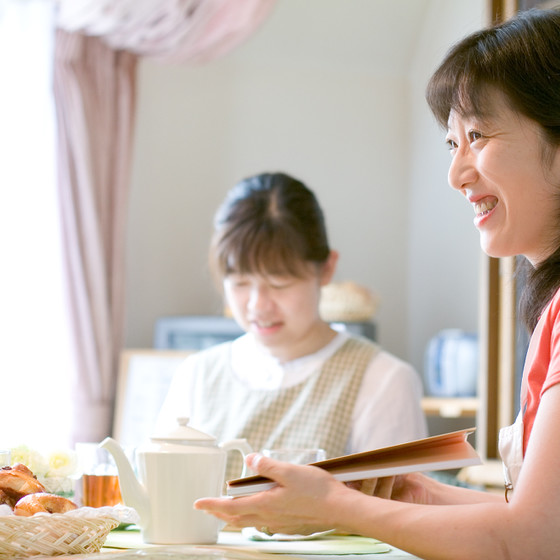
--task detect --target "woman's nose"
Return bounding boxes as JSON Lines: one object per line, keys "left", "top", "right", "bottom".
{"left": 448, "top": 150, "right": 477, "bottom": 192}
{"left": 248, "top": 285, "right": 271, "bottom": 311}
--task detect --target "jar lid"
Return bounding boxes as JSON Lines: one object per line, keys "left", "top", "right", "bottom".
{"left": 150, "top": 417, "right": 217, "bottom": 445}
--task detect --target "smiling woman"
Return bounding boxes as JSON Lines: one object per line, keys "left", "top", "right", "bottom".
{"left": 0, "top": 0, "right": 73, "bottom": 448}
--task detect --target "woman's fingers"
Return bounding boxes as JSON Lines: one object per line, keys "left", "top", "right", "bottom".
{"left": 194, "top": 453, "right": 344, "bottom": 535}
{"left": 245, "top": 453, "right": 299, "bottom": 485}
{"left": 345, "top": 479, "right": 376, "bottom": 494}
{"left": 358, "top": 478, "right": 378, "bottom": 496}
{"left": 244, "top": 453, "right": 330, "bottom": 495}
{"left": 344, "top": 476, "right": 395, "bottom": 498}
{"left": 372, "top": 476, "right": 395, "bottom": 499}
{"left": 194, "top": 454, "right": 305, "bottom": 518}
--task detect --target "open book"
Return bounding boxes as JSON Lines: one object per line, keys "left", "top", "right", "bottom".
{"left": 226, "top": 428, "right": 480, "bottom": 497}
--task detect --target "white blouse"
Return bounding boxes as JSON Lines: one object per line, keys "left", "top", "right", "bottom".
{"left": 156, "top": 331, "right": 428, "bottom": 454}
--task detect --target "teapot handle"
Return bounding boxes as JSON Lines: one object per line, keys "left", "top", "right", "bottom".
{"left": 219, "top": 438, "right": 253, "bottom": 478}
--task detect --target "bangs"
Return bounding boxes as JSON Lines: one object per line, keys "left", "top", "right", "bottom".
{"left": 211, "top": 221, "right": 313, "bottom": 279}
{"left": 209, "top": 171, "right": 330, "bottom": 286}
{"left": 427, "top": 67, "right": 493, "bottom": 128}
{"left": 426, "top": 30, "right": 503, "bottom": 128}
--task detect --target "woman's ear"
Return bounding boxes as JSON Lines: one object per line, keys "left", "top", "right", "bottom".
{"left": 320, "top": 250, "right": 339, "bottom": 286}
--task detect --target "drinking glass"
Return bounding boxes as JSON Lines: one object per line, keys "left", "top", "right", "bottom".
{"left": 261, "top": 448, "right": 326, "bottom": 465}
{"left": 0, "top": 450, "right": 10, "bottom": 467}
{"left": 75, "top": 443, "right": 123, "bottom": 507}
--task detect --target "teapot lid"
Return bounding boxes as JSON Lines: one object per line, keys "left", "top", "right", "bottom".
{"left": 150, "top": 417, "right": 217, "bottom": 445}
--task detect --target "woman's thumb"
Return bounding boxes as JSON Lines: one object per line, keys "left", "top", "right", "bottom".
{"left": 246, "top": 452, "right": 265, "bottom": 472}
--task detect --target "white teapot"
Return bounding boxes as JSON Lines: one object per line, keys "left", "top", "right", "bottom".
{"left": 100, "top": 418, "right": 252, "bottom": 544}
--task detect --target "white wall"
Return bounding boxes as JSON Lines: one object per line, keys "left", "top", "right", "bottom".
{"left": 125, "top": 0, "right": 486, "bottom": 378}
{"left": 407, "top": 0, "right": 487, "bottom": 371}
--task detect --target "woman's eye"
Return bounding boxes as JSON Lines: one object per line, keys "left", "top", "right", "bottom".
{"left": 227, "top": 276, "right": 249, "bottom": 288}
{"left": 270, "top": 282, "right": 290, "bottom": 290}
{"left": 445, "top": 138, "right": 458, "bottom": 151}
{"left": 468, "top": 130, "right": 482, "bottom": 142}
{"left": 268, "top": 277, "right": 294, "bottom": 290}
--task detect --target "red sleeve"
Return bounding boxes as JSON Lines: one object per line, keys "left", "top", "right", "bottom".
{"left": 521, "top": 288, "right": 560, "bottom": 453}
{"left": 542, "top": 297, "right": 560, "bottom": 395}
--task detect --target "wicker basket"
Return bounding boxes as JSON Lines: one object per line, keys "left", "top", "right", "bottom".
{"left": 0, "top": 513, "right": 120, "bottom": 558}
{"left": 319, "top": 281, "right": 378, "bottom": 323}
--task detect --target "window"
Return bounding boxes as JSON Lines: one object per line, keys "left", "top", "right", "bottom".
{"left": 0, "top": 0, "right": 73, "bottom": 448}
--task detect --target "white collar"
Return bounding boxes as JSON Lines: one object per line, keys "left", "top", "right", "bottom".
{"left": 230, "top": 331, "right": 349, "bottom": 390}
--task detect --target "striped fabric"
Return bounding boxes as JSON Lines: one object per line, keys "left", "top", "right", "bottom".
{"left": 54, "top": 30, "right": 138, "bottom": 443}
{"left": 188, "top": 337, "right": 378, "bottom": 481}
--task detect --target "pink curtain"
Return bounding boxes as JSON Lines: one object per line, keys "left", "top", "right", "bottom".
{"left": 53, "top": 31, "right": 138, "bottom": 443}
{"left": 56, "top": 0, "right": 278, "bottom": 64}
{"left": 53, "top": 1, "right": 277, "bottom": 443}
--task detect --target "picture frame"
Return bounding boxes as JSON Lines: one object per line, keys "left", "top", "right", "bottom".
{"left": 112, "top": 349, "right": 195, "bottom": 447}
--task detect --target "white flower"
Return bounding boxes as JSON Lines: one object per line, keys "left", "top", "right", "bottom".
{"left": 9, "top": 445, "right": 48, "bottom": 477}
{"left": 9, "top": 446, "right": 78, "bottom": 479}
{"left": 46, "top": 449, "right": 78, "bottom": 478}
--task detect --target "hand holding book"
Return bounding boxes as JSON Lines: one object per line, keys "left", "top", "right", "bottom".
{"left": 226, "top": 428, "right": 480, "bottom": 497}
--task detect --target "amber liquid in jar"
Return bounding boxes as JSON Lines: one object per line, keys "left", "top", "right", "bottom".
{"left": 81, "top": 474, "right": 123, "bottom": 507}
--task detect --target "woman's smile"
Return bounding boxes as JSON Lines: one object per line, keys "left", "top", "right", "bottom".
{"left": 472, "top": 196, "right": 498, "bottom": 218}
{"left": 447, "top": 100, "right": 560, "bottom": 265}
{"left": 250, "top": 318, "right": 283, "bottom": 335}
{"left": 472, "top": 196, "right": 498, "bottom": 228}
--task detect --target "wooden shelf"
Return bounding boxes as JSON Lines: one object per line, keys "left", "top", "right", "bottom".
{"left": 421, "top": 397, "right": 479, "bottom": 418}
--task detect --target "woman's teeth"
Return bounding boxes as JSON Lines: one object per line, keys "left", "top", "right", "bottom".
{"left": 474, "top": 198, "right": 497, "bottom": 216}
{"left": 256, "top": 321, "right": 275, "bottom": 328}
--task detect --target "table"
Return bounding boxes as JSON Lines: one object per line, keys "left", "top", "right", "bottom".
{"left": 101, "top": 528, "right": 421, "bottom": 560}
{"left": 218, "top": 531, "right": 420, "bottom": 559}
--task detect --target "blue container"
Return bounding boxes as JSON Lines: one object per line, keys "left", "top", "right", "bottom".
{"left": 424, "top": 329, "right": 479, "bottom": 397}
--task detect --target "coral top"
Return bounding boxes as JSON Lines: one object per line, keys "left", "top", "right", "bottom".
{"left": 520, "top": 287, "right": 560, "bottom": 454}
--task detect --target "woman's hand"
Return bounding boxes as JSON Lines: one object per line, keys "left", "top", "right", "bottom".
{"left": 194, "top": 454, "right": 444, "bottom": 538}
{"left": 194, "top": 453, "right": 352, "bottom": 535}
{"left": 346, "top": 472, "right": 437, "bottom": 503}
{"left": 345, "top": 477, "right": 395, "bottom": 498}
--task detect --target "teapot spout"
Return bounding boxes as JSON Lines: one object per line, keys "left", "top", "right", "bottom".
{"left": 99, "top": 437, "right": 150, "bottom": 525}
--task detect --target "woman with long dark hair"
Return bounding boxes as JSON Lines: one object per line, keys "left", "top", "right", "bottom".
{"left": 196, "top": 9, "right": 560, "bottom": 558}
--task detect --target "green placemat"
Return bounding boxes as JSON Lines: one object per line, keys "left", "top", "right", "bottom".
{"left": 104, "top": 527, "right": 148, "bottom": 549}
{"left": 220, "top": 531, "right": 390, "bottom": 555}
{"left": 229, "top": 536, "right": 389, "bottom": 555}
{"left": 104, "top": 529, "right": 391, "bottom": 555}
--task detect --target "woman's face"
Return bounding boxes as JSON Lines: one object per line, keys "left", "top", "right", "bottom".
{"left": 446, "top": 95, "right": 560, "bottom": 265}
{"left": 223, "top": 257, "right": 336, "bottom": 362}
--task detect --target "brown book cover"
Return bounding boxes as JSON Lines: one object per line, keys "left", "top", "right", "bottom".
{"left": 227, "top": 428, "right": 480, "bottom": 497}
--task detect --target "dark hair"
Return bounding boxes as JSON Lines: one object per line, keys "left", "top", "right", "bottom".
{"left": 426, "top": 8, "right": 560, "bottom": 332}
{"left": 209, "top": 172, "right": 330, "bottom": 282}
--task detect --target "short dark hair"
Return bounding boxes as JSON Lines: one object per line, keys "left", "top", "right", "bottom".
{"left": 426, "top": 8, "right": 560, "bottom": 332}
{"left": 210, "top": 172, "right": 330, "bottom": 282}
